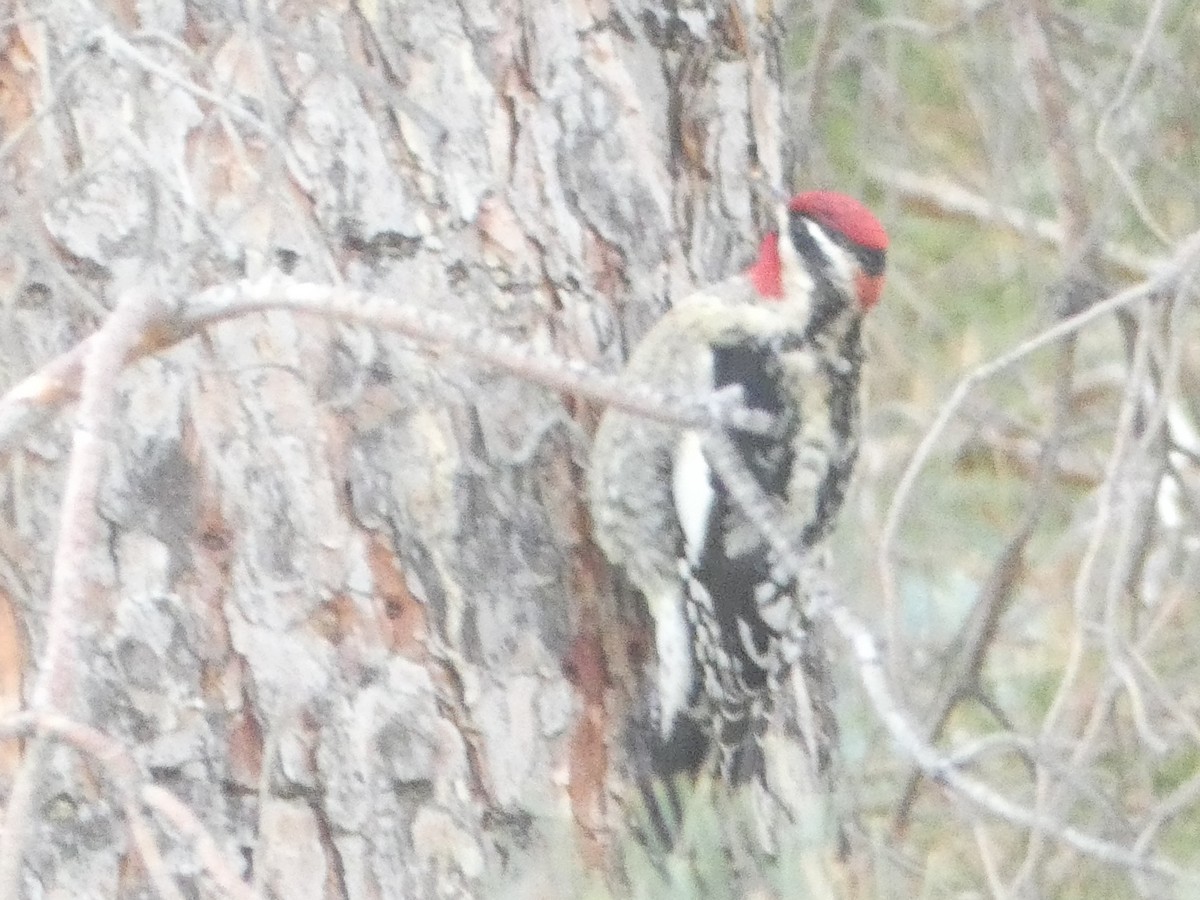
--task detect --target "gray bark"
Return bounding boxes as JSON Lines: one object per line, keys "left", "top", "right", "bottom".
{"left": 0, "top": 0, "right": 791, "bottom": 895}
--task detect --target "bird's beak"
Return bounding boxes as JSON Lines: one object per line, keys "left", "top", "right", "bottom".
{"left": 854, "top": 271, "right": 885, "bottom": 312}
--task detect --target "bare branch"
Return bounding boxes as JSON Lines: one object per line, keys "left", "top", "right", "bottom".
{"left": 0, "top": 712, "right": 261, "bottom": 900}
{"left": 0, "top": 290, "right": 167, "bottom": 897}
{"left": 867, "top": 166, "right": 1160, "bottom": 279}
{"left": 701, "top": 430, "right": 1189, "bottom": 883}
{"left": 878, "top": 228, "right": 1200, "bottom": 616}
{"left": 1094, "top": 0, "right": 1175, "bottom": 246}
{"left": 0, "top": 276, "right": 776, "bottom": 465}
{"left": 1007, "top": 0, "right": 1092, "bottom": 253}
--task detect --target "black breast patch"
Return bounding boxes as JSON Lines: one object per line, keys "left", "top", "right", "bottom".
{"left": 710, "top": 341, "right": 795, "bottom": 496}
{"left": 683, "top": 339, "right": 801, "bottom": 692}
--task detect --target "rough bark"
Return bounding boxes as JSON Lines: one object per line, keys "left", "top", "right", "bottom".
{"left": 0, "top": 0, "right": 793, "bottom": 895}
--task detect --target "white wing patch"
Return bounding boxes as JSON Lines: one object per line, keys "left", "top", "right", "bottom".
{"left": 672, "top": 430, "right": 716, "bottom": 566}
{"left": 656, "top": 577, "right": 696, "bottom": 737}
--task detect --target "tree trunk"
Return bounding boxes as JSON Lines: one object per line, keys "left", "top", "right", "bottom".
{"left": 0, "top": 0, "right": 794, "bottom": 895}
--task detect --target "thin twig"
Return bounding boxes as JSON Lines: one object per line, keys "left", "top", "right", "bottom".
{"left": 878, "top": 228, "right": 1200, "bottom": 622}
{"left": 0, "top": 713, "right": 186, "bottom": 900}
{"left": 0, "top": 276, "right": 776, "bottom": 466}
{"left": 789, "top": 0, "right": 843, "bottom": 175}
{"left": 829, "top": 600, "right": 1183, "bottom": 883}
{"left": 1013, "top": 302, "right": 1156, "bottom": 886}
{"left": 702, "top": 432, "right": 1188, "bottom": 883}
{"left": 144, "top": 789, "right": 261, "bottom": 900}
{"left": 866, "top": 166, "right": 1160, "bottom": 279}
{"left": 0, "top": 712, "right": 260, "bottom": 900}
{"left": 0, "top": 291, "right": 166, "bottom": 898}
{"left": 1008, "top": 0, "right": 1091, "bottom": 253}
{"left": 1094, "top": 0, "right": 1174, "bottom": 246}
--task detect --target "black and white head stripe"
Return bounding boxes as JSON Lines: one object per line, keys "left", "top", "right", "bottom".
{"left": 785, "top": 190, "right": 889, "bottom": 314}
{"left": 789, "top": 215, "right": 856, "bottom": 287}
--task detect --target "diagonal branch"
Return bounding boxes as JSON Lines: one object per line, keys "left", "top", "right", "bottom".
{"left": 892, "top": 339, "right": 1077, "bottom": 833}
{"left": 702, "top": 432, "right": 1189, "bottom": 885}
{"left": 0, "top": 276, "right": 775, "bottom": 466}
{"left": 867, "top": 166, "right": 1160, "bottom": 279}
{"left": 0, "top": 712, "right": 261, "bottom": 900}
{"left": 879, "top": 226, "right": 1200, "bottom": 615}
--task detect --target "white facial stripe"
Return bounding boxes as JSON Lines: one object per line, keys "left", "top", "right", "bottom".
{"left": 804, "top": 219, "right": 856, "bottom": 286}
{"left": 672, "top": 430, "right": 716, "bottom": 565}
{"left": 776, "top": 206, "right": 816, "bottom": 301}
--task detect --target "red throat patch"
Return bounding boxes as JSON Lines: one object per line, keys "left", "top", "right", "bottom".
{"left": 748, "top": 232, "right": 783, "bottom": 299}
{"left": 855, "top": 272, "right": 885, "bottom": 311}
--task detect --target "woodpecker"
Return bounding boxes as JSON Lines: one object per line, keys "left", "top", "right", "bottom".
{"left": 588, "top": 191, "right": 888, "bottom": 786}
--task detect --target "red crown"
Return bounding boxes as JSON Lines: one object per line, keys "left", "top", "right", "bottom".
{"left": 789, "top": 191, "right": 889, "bottom": 252}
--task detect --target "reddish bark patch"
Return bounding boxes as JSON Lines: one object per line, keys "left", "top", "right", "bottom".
{"left": 227, "top": 705, "right": 264, "bottom": 788}
{"left": 366, "top": 534, "right": 427, "bottom": 659}
{"left": 0, "top": 584, "right": 24, "bottom": 780}
{"left": 557, "top": 444, "right": 619, "bottom": 868}
{"left": 185, "top": 420, "right": 234, "bottom": 652}
{"left": 564, "top": 630, "right": 609, "bottom": 869}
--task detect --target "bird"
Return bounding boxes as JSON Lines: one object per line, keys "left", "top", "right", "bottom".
{"left": 587, "top": 190, "right": 888, "bottom": 789}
